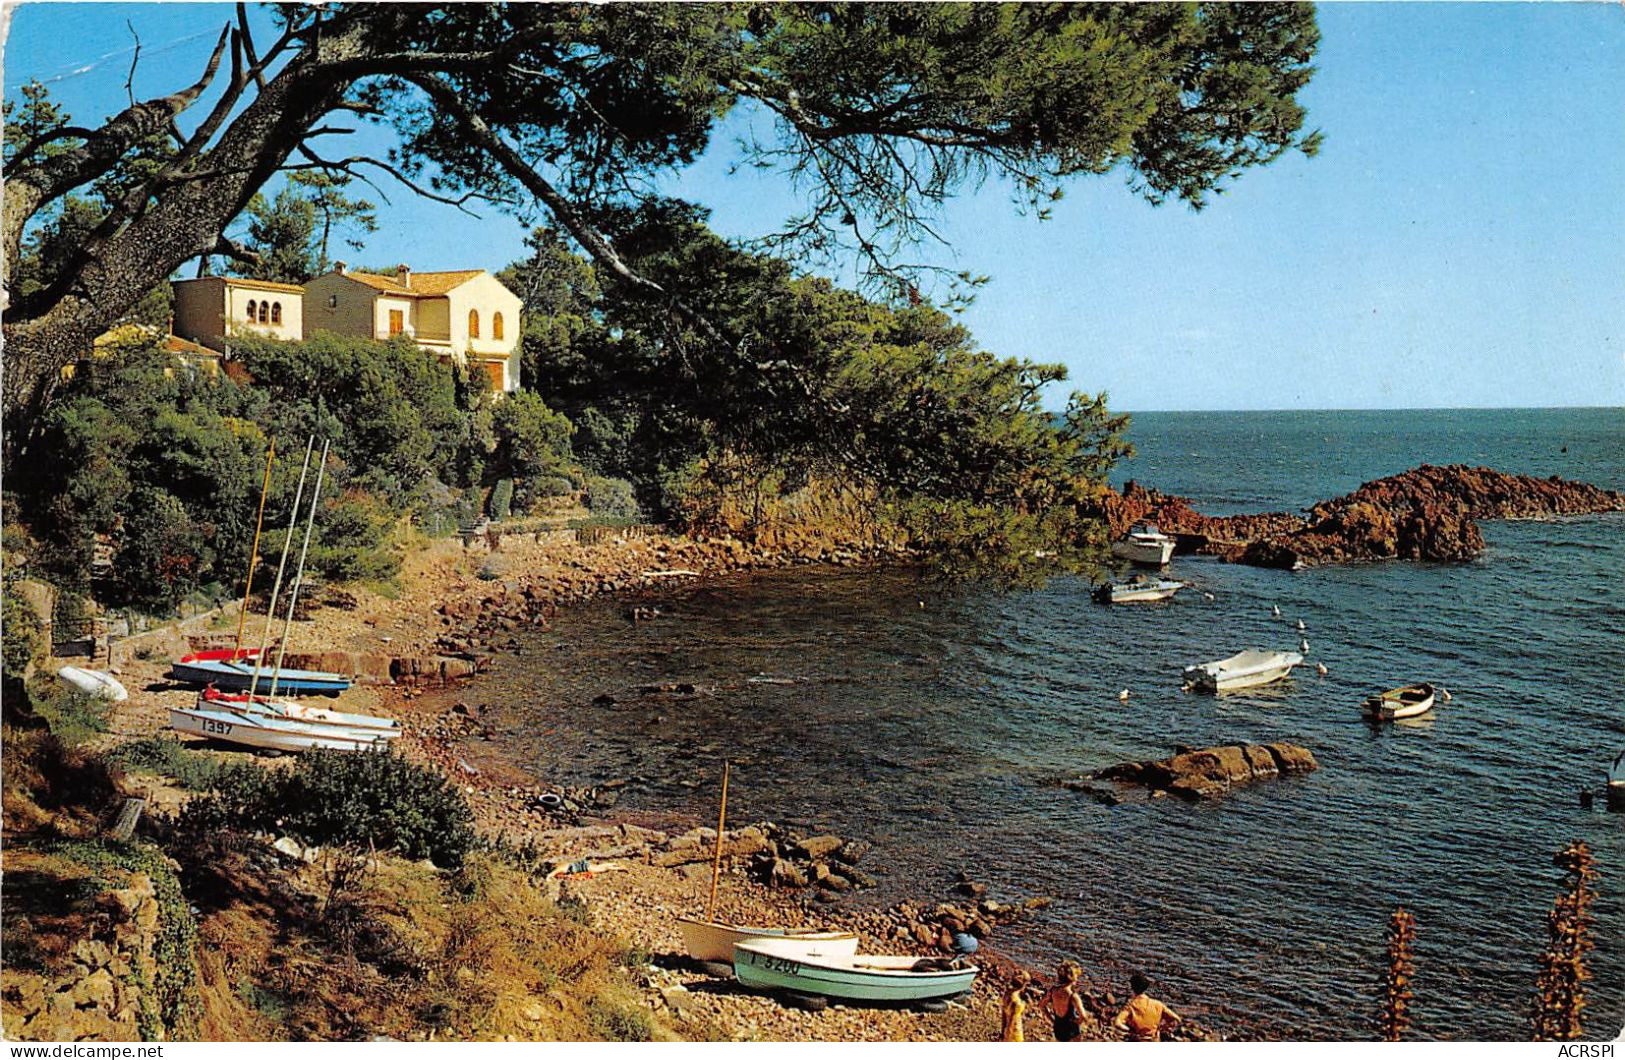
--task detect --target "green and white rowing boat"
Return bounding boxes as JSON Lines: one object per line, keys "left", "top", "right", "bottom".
{"left": 733, "top": 937, "right": 978, "bottom": 1003}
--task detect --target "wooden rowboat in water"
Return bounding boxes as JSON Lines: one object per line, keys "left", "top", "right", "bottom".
{"left": 1362, "top": 683, "right": 1437, "bottom": 721}
{"left": 733, "top": 937, "right": 978, "bottom": 1003}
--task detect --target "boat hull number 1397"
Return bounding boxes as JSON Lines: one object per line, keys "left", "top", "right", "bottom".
{"left": 201, "top": 717, "right": 234, "bottom": 736}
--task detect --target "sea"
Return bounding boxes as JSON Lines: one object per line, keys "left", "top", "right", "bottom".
{"left": 471, "top": 407, "right": 1625, "bottom": 1040}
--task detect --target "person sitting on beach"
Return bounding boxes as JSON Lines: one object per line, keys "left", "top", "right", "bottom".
{"left": 1113, "top": 973, "right": 1182, "bottom": 1042}
{"left": 1040, "top": 962, "right": 1089, "bottom": 1042}
{"left": 1001, "top": 970, "right": 1033, "bottom": 1042}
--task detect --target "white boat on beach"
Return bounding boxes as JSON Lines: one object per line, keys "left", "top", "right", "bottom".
{"left": 57, "top": 666, "right": 128, "bottom": 702}
{"left": 169, "top": 703, "right": 393, "bottom": 753}
{"left": 733, "top": 937, "right": 978, "bottom": 1003}
{"left": 1610, "top": 751, "right": 1624, "bottom": 790}
{"left": 1111, "top": 523, "right": 1176, "bottom": 566}
{"left": 677, "top": 918, "right": 859, "bottom": 964}
{"left": 1183, "top": 650, "right": 1304, "bottom": 693}
{"left": 197, "top": 686, "right": 400, "bottom": 735}
{"left": 1362, "top": 683, "right": 1437, "bottom": 721}
{"left": 1093, "top": 577, "right": 1185, "bottom": 604}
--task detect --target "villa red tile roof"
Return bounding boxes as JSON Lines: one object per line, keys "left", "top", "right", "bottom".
{"left": 342, "top": 270, "right": 484, "bottom": 297}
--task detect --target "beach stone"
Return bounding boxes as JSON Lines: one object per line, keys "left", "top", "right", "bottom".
{"left": 794, "top": 835, "right": 843, "bottom": 860}
{"left": 769, "top": 859, "right": 808, "bottom": 889}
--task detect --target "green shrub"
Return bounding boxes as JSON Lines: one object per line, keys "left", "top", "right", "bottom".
{"left": 106, "top": 736, "right": 222, "bottom": 791}
{"left": 40, "top": 838, "right": 199, "bottom": 1039}
{"left": 117, "top": 486, "right": 205, "bottom": 612}
{"left": 586, "top": 998, "right": 654, "bottom": 1042}
{"left": 584, "top": 476, "right": 641, "bottom": 520}
{"left": 177, "top": 749, "right": 475, "bottom": 868}
{"left": 488, "top": 478, "right": 514, "bottom": 520}
{"left": 2, "top": 578, "right": 43, "bottom": 677}
{"left": 532, "top": 475, "right": 575, "bottom": 500}
{"left": 28, "top": 676, "right": 109, "bottom": 748}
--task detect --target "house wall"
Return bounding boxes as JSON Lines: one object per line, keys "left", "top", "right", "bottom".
{"left": 172, "top": 278, "right": 227, "bottom": 351}
{"left": 445, "top": 273, "right": 522, "bottom": 391}
{"left": 224, "top": 285, "right": 302, "bottom": 343}
{"left": 303, "top": 274, "right": 380, "bottom": 340}
{"left": 173, "top": 278, "right": 303, "bottom": 349}
{"left": 417, "top": 297, "right": 450, "bottom": 342}
{"left": 373, "top": 295, "right": 416, "bottom": 340}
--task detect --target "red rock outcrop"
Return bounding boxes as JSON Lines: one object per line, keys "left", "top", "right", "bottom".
{"left": 1099, "top": 465, "right": 1623, "bottom": 569}
{"left": 1085, "top": 742, "right": 1319, "bottom": 801}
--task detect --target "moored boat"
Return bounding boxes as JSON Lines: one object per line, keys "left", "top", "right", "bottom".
{"left": 733, "top": 937, "right": 978, "bottom": 1003}
{"left": 677, "top": 919, "right": 859, "bottom": 964}
{"left": 1092, "top": 577, "right": 1185, "bottom": 604}
{"left": 169, "top": 703, "right": 392, "bottom": 753}
{"left": 57, "top": 666, "right": 129, "bottom": 702}
{"left": 1183, "top": 650, "right": 1304, "bottom": 693}
{"left": 1362, "top": 683, "right": 1437, "bottom": 721}
{"left": 198, "top": 686, "right": 399, "bottom": 735}
{"left": 1111, "top": 523, "right": 1176, "bottom": 566}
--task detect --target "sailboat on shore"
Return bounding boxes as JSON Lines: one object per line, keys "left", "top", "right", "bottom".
{"left": 169, "top": 439, "right": 398, "bottom": 752}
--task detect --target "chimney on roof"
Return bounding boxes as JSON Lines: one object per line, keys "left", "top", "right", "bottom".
{"left": 396, "top": 264, "right": 411, "bottom": 289}
{"left": 334, "top": 260, "right": 348, "bottom": 274}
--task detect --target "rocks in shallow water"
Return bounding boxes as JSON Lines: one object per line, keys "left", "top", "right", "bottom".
{"left": 1087, "top": 742, "right": 1319, "bottom": 801}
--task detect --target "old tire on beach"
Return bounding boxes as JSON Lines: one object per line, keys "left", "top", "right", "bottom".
{"left": 697, "top": 960, "right": 734, "bottom": 979}
{"left": 779, "top": 991, "right": 829, "bottom": 1012}
{"left": 914, "top": 999, "right": 950, "bottom": 1014}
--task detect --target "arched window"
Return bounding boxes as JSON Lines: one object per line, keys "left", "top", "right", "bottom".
{"left": 468, "top": 309, "right": 481, "bottom": 338}
{"left": 270, "top": 302, "right": 282, "bottom": 324}
{"left": 245, "top": 299, "right": 257, "bottom": 322}
{"left": 492, "top": 312, "right": 504, "bottom": 340}
{"left": 258, "top": 301, "right": 269, "bottom": 324}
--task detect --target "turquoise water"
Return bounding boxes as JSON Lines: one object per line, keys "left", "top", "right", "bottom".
{"left": 479, "top": 407, "right": 1624, "bottom": 1040}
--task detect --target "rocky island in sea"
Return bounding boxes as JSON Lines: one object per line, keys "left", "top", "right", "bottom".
{"left": 1103, "top": 464, "right": 1625, "bottom": 569}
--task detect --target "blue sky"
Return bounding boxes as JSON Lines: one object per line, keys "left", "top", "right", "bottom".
{"left": 5, "top": 2, "right": 1623, "bottom": 411}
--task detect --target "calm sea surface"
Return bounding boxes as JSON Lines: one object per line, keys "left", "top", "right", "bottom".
{"left": 476, "top": 408, "right": 1624, "bottom": 1040}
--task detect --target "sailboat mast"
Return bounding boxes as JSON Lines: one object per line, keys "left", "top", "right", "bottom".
{"left": 233, "top": 440, "right": 276, "bottom": 656}
{"left": 705, "top": 760, "right": 731, "bottom": 923}
{"left": 247, "top": 437, "right": 314, "bottom": 698}
{"left": 268, "top": 439, "right": 329, "bottom": 700}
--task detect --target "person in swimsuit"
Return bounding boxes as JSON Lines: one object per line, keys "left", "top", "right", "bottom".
{"left": 1041, "top": 962, "right": 1088, "bottom": 1042}
{"left": 1113, "top": 972, "right": 1182, "bottom": 1042}
{"left": 1000, "top": 970, "right": 1033, "bottom": 1042}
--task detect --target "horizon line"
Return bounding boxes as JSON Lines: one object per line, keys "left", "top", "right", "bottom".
{"left": 1110, "top": 404, "right": 1625, "bottom": 415}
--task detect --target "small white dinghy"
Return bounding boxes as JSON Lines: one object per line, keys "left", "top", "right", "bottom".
{"left": 1093, "top": 577, "right": 1185, "bottom": 604}
{"left": 734, "top": 936, "right": 978, "bottom": 1003}
{"left": 169, "top": 703, "right": 393, "bottom": 753}
{"left": 197, "top": 686, "right": 400, "bottom": 736}
{"left": 1609, "top": 751, "right": 1624, "bottom": 791}
{"left": 57, "top": 666, "right": 128, "bottom": 702}
{"left": 1183, "top": 650, "right": 1304, "bottom": 693}
{"left": 1111, "top": 523, "right": 1176, "bottom": 566}
{"left": 678, "top": 918, "right": 859, "bottom": 964}
{"left": 1362, "top": 683, "right": 1437, "bottom": 721}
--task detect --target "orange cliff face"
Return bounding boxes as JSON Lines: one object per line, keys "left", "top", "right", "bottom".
{"left": 1095, "top": 465, "right": 1625, "bottom": 570}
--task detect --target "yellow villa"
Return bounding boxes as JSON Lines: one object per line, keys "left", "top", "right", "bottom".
{"left": 171, "top": 275, "right": 306, "bottom": 351}
{"left": 301, "top": 264, "right": 523, "bottom": 392}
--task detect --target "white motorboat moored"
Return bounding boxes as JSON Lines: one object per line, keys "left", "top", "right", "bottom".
{"left": 1183, "top": 650, "right": 1304, "bottom": 693}
{"left": 1093, "top": 577, "right": 1185, "bottom": 604}
{"left": 1111, "top": 523, "right": 1176, "bottom": 566}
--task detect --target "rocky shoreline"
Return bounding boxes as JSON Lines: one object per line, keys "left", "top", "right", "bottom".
{"left": 1102, "top": 463, "right": 1625, "bottom": 569}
